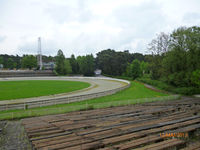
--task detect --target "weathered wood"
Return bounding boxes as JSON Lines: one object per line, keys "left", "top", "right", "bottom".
{"left": 21, "top": 97, "right": 200, "bottom": 150}
{"left": 134, "top": 139, "right": 185, "bottom": 150}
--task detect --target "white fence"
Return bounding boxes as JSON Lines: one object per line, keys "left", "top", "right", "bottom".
{"left": 0, "top": 83, "right": 130, "bottom": 111}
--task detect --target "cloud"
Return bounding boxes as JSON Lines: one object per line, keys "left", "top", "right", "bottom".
{"left": 0, "top": 36, "right": 6, "bottom": 43}
{"left": 0, "top": 0, "right": 200, "bottom": 56}
{"left": 183, "top": 12, "right": 200, "bottom": 24}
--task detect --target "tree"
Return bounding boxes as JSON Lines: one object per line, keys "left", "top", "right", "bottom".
{"left": 96, "top": 49, "right": 134, "bottom": 76}
{"left": 148, "top": 32, "right": 170, "bottom": 55}
{"left": 191, "top": 69, "right": 200, "bottom": 87}
{"left": 125, "top": 59, "right": 142, "bottom": 79}
{"left": 7, "top": 58, "right": 15, "bottom": 69}
{"left": 161, "top": 26, "right": 200, "bottom": 86}
{"left": 69, "top": 54, "right": 79, "bottom": 74}
{"left": 0, "top": 56, "right": 3, "bottom": 64}
{"left": 55, "top": 50, "right": 66, "bottom": 75}
{"left": 77, "top": 54, "right": 95, "bottom": 76}
{"left": 140, "top": 61, "right": 149, "bottom": 75}
{"left": 21, "top": 55, "right": 37, "bottom": 69}
{"left": 64, "top": 59, "right": 72, "bottom": 74}
{"left": 130, "top": 59, "right": 142, "bottom": 79}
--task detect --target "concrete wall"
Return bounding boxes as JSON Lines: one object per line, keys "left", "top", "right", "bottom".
{"left": 0, "top": 70, "right": 55, "bottom": 78}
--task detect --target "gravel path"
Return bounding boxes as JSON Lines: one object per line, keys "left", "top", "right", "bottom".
{"left": 0, "top": 121, "right": 32, "bottom": 150}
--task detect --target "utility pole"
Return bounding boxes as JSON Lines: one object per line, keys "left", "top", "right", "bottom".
{"left": 37, "top": 37, "right": 43, "bottom": 70}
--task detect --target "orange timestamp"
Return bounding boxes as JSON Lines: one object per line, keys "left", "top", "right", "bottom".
{"left": 160, "top": 132, "right": 188, "bottom": 138}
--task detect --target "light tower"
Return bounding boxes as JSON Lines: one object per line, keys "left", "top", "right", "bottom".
{"left": 37, "top": 37, "right": 43, "bottom": 70}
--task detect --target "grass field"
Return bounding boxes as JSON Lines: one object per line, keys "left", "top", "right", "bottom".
{"left": 0, "top": 81, "right": 177, "bottom": 120}
{"left": 0, "top": 80, "right": 90, "bottom": 100}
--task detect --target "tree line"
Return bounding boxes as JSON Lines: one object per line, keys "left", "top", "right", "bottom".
{"left": 0, "top": 25, "right": 199, "bottom": 94}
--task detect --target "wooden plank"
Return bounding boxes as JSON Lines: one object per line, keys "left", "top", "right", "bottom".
{"left": 113, "top": 134, "right": 164, "bottom": 150}
{"left": 30, "top": 131, "right": 72, "bottom": 141}
{"left": 34, "top": 134, "right": 82, "bottom": 149}
{"left": 134, "top": 139, "right": 185, "bottom": 150}
{"left": 101, "top": 117, "right": 200, "bottom": 146}
{"left": 61, "top": 141, "right": 104, "bottom": 150}
{"left": 181, "top": 141, "right": 200, "bottom": 150}
{"left": 28, "top": 129, "right": 64, "bottom": 138}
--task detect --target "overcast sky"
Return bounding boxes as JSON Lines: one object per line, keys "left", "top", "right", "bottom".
{"left": 0, "top": 0, "right": 199, "bottom": 57}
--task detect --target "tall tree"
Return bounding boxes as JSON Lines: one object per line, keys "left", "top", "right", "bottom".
{"left": 69, "top": 54, "right": 79, "bottom": 74}
{"left": 130, "top": 59, "right": 142, "bottom": 79}
{"left": 148, "top": 32, "right": 170, "bottom": 55}
{"left": 0, "top": 56, "right": 3, "bottom": 64}
{"left": 96, "top": 49, "right": 134, "bottom": 76}
{"left": 7, "top": 58, "right": 15, "bottom": 69}
{"left": 77, "top": 54, "right": 95, "bottom": 76}
{"left": 64, "top": 59, "right": 72, "bottom": 74}
{"left": 162, "top": 26, "right": 200, "bottom": 86}
{"left": 55, "top": 49, "right": 66, "bottom": 75}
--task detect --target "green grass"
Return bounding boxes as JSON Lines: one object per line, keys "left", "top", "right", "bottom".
{"left": 0, "top": 80, "right": 90, "bottom": 100}
{"left": 0, "top": 81, "right": 174, "bottom": 120}
{"left": 81, "top": 81, "right": 168, "bottom": 104}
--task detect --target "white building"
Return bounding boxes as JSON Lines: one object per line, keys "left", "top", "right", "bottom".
{"left": 43, "top": 62, "right": 55, "bottom": 70}
{"left": 0, "top": 64, "right": 3, "bottom": 69}
{"left": 94, "top": 69, "right": 102, "bottom": 76}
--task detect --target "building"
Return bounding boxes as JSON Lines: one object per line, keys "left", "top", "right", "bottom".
{"left": 94, "top": 69, "right": 102, "bottom": 76}
{"left": 43, "top": 62, "right": 55, "bottom": 70}
{"left": 0, "top": 64, "right": 3, "bottom": 70}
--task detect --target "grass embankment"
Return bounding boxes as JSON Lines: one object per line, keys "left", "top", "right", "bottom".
{"left": 0, "top": 80, "right": 90, "bottom": 100}
{"left": 137, "top": 76, "right": 200, "bottom": 95}
{"left": 0, "top": 81, "right": 180, "bottom": 120}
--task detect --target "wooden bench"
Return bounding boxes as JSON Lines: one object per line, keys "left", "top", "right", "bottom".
{"left": 134, "top": 138, "right": 185, "bottom": 150}
{"left": 181, "top": 141, "right": 200, "bottom": 150}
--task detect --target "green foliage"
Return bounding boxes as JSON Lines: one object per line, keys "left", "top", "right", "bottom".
{"left": 21, "top": 55, "right": 37, "bottom": 69}
{"left": 69, "top": 54, "right": 79, "bottom": 74}
{"left": 137, "top": 76, "right": 200, "bottom": 95}
{"left": 161, "top": 26, "right": 200, "bottom": 87}
{"left": 172, "top": 87, "right": 200, "bottom": 95}
{"left": 191, "top": 69, "right": 200, "bottom": 86}
{"left": 77, "top": 54, "right": 95, "bottom": 76}
{"left": 144, "top": 26, "right": 200, "bottom": 93}
{"left": 125, "top": 59, "right": 142, "bottom": 79}
{"left": 0, "top": 56, "right": 3, "bottom": 64}
{"left": 96, "top": 49, "right": 144, "bottom": 76}
{"left": 64, "top": 59, "right": 72, "bottom": 74}
{"left": 131, "top": 59, "right": 142, "bottom": 79}
{"left": 140, "top": 61, "right": 149, "bottom": 74}
{"left": 55, "top": 49, "right": 72, "bottom": 75}
{"left": 0, "top": 54, "right": 21, "bottom": 69}
{"left": 55, "top": 49, "right": 65, "bottom": 75}
{"left": 7, "top": 58, "right": 14, "bottom": 69}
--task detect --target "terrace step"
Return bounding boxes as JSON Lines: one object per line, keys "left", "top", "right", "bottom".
{"left": 134, "top": 138, "right": 185, "bottom": 150}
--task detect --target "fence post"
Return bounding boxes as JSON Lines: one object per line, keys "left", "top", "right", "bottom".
{"left": 86, "top": 102, "right": 88, "bottom": 109}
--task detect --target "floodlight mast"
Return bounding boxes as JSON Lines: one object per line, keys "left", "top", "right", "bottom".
{"left": 37, "top": 37, "right": 43, "bottom": 70}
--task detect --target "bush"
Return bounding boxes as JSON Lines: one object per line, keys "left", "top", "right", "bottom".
{"left": 173, "top": 87, "right": 200, "bottom": 95}
{"left": 137, "top": 76, "right": 200, "bottom": 95}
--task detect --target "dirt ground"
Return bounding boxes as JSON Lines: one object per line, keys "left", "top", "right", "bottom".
{"left": 0, "top": 121, "right": 32, "bottom": 150}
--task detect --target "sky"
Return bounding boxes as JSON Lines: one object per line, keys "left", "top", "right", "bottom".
{"left": 0, "top": 0, "right": 200, "bottom": 57}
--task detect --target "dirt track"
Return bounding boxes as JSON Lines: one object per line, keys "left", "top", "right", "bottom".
{"left": 20, "top": 97, "right": 200, "bottom": 150}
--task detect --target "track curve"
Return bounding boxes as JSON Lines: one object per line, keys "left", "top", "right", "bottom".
{"left": 0, "top": 77, "right": 130, "bottom": 111}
